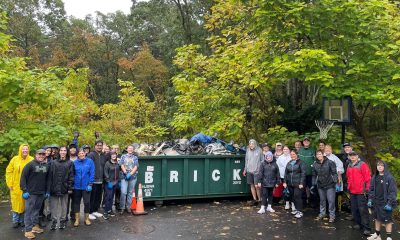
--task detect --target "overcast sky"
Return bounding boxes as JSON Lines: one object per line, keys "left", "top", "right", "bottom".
{"left": 63, "top": 0, "right": 133, "bottom": 18}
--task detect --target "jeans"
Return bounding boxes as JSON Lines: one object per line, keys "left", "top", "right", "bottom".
{"left": 24, "top": 195, "right": 45, "bottom": 232}
{"left": 104, "top": 185, "right": 116, "bottom": 212}
{"left": 120, "top": 178, "right": 137, "bottom": 210}
{"left": 12, "top": 211, "right": 24, "bottom": 224}
{"left": 50, "top": 195, "right": 68, "bottom": 223}
{"left": 89, "top": 183, "right": 103, "bottom": 213}
{"left": 318, "top": 187, "right": 336, "bottom": 218}
{"left": 350, "top": 194, "right": 370, "bottom": 230}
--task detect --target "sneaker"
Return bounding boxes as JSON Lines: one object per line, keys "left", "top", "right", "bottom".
{"left": 50, "top": 221, "right": 57, "bottom": 230}
{"left": 291, "top": 210, "right": 298, "bottom": 215}
{"left": 367, "top": 233, "right": 381, "bottom": 240}
{"left": 257, "top": 207, "right": 265, "bottom": 214}
{"left": 119, "top": 209, "right": 124, "bottom": 215}
{"left": 12, "top": 222, "right": 19, "bottom": 228}
{"left": 295, "top": 212, "right": 303, "bottom": 219}
{"left": 92, "top": 212, "right": 103, "bottom": 218}
{"left": 315, "top": 215, "right": 326, "bottom": 220}
{"left": 363, "top": 229, "right": 371, "bottom": 236}
{"left": 32, "top": 225, "right": 44, "bottom": 234}
{"left": 102, "top": 213, "right": 109, "bottom": 220}
{"left": 266, "top": 206, "right": 275, "bottom": 213}
{"left": 24, "top": 231, "right": 36, "bottom": 239}
{"left": 108, "top": 211, "right": 116, "bottom": 217}
{"left": 284, "top": 202, "right": 290, "bottom": 210}
{"left": 328, "top": 217, "right": 335, "bottom": 223}
{"left": 59, "top": 221, "right": 66, "bottom": 229}
{"left": 126, "top": 208, "right": 132, "bottom": 214}
{"left": 20, "top": 222, "right": 25, "bottom": 228}
{"left": 351, "top": 224, "right": 361, "bottom": 230}
{"left": 387, "top": 237, "right": 392, "bottom": 240}
{"left": 88, "top": 214, "right": 96, "bottom": 220}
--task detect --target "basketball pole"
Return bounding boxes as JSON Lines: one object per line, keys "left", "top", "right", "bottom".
{"left": 341, "top": 124, "right": 345, "bottom": 145}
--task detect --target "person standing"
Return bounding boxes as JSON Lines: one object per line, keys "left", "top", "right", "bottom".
{"left": 283, "top": 150, "right": 306, "bottom": 219}
{"left": 294, "top": 140, "right": 302, "bottom": 152}
{"left": 111, "top": 144, "right": 122, "bottom": 210}
{"left": 119, "top": 145, "right": 139, "bottom": 214}
{"left": 274, "top": 142, "right": 284, "bottom": 158}
{"left": 47, "top": 146, "right": 74, "bottom": 230}
{"left": 103, "top": 151, "right": 120, "bottom": 219}
{"left": 87, "top": 140, "right": 106, "bottom": 220}
{"left": 257, "top": 152, "right": 280, "bottom": 214}
{"left": 367, "top": 160, "right": 397, "bottom": 240}
{"left": 243, "top": 139, "right": 263, "bottom": 205}
{"left": 347, "top": 151, "right": 372, "bottom": 236}
{"left": 297, "top": 137, "right": 316, "bottom": 207}
{"left": 20, "top": 149, "right": 50, "bottom": 239}
{"left": 72, "top": 148, "right": 95, "bottom": 227}
{"left": 67, "top": 144, "right": 78, "bottom": 223}
{"left": 277, "top": 146, "right": 293, "bottom": 210}
{"left": 312, "top": 150, "right": 338, "bottom": 223}
{"left": 6, "top": 144, "right": 34, "bottom": 228}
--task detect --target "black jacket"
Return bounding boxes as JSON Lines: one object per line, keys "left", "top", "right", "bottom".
{"left": 284, "top": 159, "right": 306, "bottom": 187}
{"left": 369, "top": 161, "right": 398, "bottom": 207}
{"left": 257, "top": 159, "right": 280, "bottom": 188}
{"left": 20, "top": 160, "right": 49, "bottom": 194}
{"left": 87, "top": 151, "right": 106, "bottom": 183}
{"left": 104, "top": 160, "right": 120, "bottom": 184}
{"left": 47, "top": 158, "right": 74, "bottom": 196}
{"left": 312, "top": 157, "right": 338, "bottom": 189}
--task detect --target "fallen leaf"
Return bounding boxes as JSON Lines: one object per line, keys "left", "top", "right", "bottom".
{"left": 257, "top": 232, "right": 262, "bottom": 236}
{"left": 223, "top": 227, "right": 230, "bottom": 230}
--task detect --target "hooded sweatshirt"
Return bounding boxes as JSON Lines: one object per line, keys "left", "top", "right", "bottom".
{"left": 277, "top": 153, "right": 291, "bottom": 179}
{"left": 20, "top": 159, "right": 49, "bottom": 195}
{"left": 6, "top": 144, "right": 34, "bottom": 213}
{"left": 245, "top": 139, "right": 263, "bottom": 174}
{"left": 368, "top": 161, "right": 397, "bottom": 207}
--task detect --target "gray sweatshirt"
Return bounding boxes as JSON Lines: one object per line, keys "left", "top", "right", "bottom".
{"left": 245, "top": 139, "right": 263, "bottom": 173}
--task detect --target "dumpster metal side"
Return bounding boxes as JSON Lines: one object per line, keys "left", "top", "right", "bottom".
{"left": 136, "top": 155, "right": 250, "bottom": 201}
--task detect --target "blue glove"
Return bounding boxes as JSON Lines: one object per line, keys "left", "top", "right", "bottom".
{"left": 86, "top": 185, "right": 92, "bottom": 192}
{"left": 384, "top": 204, "right": 393, "bottom": 212}
{"left": 22, "top": 192, "right": 30, "bottom": 199}
{"left": 367, "top": 200, "right": 373, "bottom": 208}
{"left": 336, "top": 185, "right": 341, "bottom": 192}
{"left": 107, "top": 182, "right": 113, "bottom": 190}
{"left": 45, "top": 193, "right": 50, "bottom": 199}
{"left": 125, "top": 173, "right": 132, "bottom": 181}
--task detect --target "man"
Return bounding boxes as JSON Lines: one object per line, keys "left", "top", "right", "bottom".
{"left": 297, "top": 136, "right": 316, "bottom": 207}
{"left": 87, "top": 140, "right": 106, "bottom": 220}
{"left": 243, "top": 139, "right": 263, "bottom": 205}
{"left": 346, "top": 151, "right": 371, "bottom": 236}
{"left": 20, "top": 149, "right": 50, "bottom": 239}
{"left": 294, "top": 140, "right": 302, "bottom": 152}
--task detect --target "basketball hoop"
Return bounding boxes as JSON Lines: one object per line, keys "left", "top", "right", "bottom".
{"left": 315, "top": 120, "right": 335, "bottom": 139}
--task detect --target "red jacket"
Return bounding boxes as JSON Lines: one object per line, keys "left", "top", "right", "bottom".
{"left": 346, "top": 160, "right": 371, "bottom": 194}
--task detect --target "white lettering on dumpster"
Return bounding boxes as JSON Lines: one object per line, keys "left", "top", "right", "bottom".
{"left": 193, "top": 170, "right": 198, "bottom": 182}
{"left": 233, "top": 169, "right": 241, "bottom": 180}
{"left": 170, "top": 171, "right": 179, "bottom": 182}
{"left": 212, "top": 169, "right": 220, "bottom": 181}
{"left": 145, "top": 172, "right": 154, "bottom": 184}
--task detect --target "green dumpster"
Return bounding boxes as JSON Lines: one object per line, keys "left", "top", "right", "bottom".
{"left": 136, "top": 155, "right": 250, "bottom": 201}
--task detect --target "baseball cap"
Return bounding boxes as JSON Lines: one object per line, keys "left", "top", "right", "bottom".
{"left": 36, "top": 149, "right": 46, "bottom": 154}
{"left": 348, "top": 151, "right": 358, "bottom": 156}
{"left": 342, "top": 142, "right": 351, "bottom": 148}
{"left": 303, "top": 136, "right": 310, "bottom": 141}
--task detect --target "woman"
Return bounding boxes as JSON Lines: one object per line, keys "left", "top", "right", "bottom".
{"left": 324, "top": 145, "right": 344, "bottom": 191}
{"left": 274, "top": 142, "right": 284, "bottom": 158}
{"left": 72, "top": 148, "right": 94, "bottom": 227}
{"left": 277, "top": 146, "right": 293, "bottom": 210}
{"left": 103, "top": 151, "right": 120, "bottom": 219}
{"left": 257, "top": 152, "right": 280, "bottom": 214}
{"left": 312, "top": 150, "right": 337, "bottom": 223}
{"left": 119, "top": 145, "right": 139, "bottom": 214}
{"left": 283, "top": 150, "right": 306, "bottom": 219}
{"left": 6, "top": 144, "right": 34, "bottom": 228}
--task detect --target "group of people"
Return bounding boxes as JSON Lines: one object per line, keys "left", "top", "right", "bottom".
{"left": 245, "top": 137, "right": 397, "bottom": 240}
{"left": 6, "top": 140, "right": 139, "bottom": 239}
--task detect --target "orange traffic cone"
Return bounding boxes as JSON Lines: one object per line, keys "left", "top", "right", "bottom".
{"left": 133, "top": 183, "right": 148, "bottom": 215}
{"left": 130, "top": 191, "right": 137, "bottom": 211}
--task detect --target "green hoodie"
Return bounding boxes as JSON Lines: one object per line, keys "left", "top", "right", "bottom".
{"left": 298, "top": 147, "right": 316, "bottom": 176}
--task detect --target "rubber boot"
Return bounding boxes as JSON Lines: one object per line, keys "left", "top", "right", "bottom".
{"left": 84, "top": 213, "right": 91, "bottom": 226}
{"left": 74, "top": 213, "right": 80, "bottom": 227}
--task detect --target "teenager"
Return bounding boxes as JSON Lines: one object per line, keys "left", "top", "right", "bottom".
{"left": 103, "top": 151, "right": 120, "bottom": 219}
{"left": 257, "top": 152, "right": 280, "bottom": 214}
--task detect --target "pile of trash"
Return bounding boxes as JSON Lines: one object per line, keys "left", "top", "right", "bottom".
{"left": 135, "top": 133, "right": 246, "bottom": 156}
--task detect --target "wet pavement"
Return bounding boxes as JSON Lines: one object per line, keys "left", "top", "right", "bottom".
{"left": 1, "top": 198, "right": 399, "bottom": 240}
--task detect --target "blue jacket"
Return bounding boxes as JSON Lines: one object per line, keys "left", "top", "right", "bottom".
{"left": 73, "top": 157, "right": 95, "bottom": 190}
{"left": 369, "top": 161, "right": 397, "bottom": 207}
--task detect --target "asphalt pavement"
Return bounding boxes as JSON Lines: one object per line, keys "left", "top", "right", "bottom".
{"left": 1, "top": 198, "right": 398, "bottom": 240}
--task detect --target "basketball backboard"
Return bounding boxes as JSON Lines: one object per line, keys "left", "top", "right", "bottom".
{"left": 322, "top": 96, "right": 352, "bottom": 124}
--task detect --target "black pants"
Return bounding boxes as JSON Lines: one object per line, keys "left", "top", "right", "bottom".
{"left": 114, "top": 186, "right": 121, "bottom": 208}
{"left": 289, "top": 186, "right": 304, "bottom": 212}
{"left": 90, "top": 183, "right": 103, "bottom": 213}
{"left": 262, "top": 187, "right": 274, "bottom": 206}
{"left": 73, "top": 190, "right": 91, "bottom": 213}
{"left": 104, "top": 185, "right": 116, "bottom": 213}
{"left": 350, "top": 194, "right": 370, "bottom": 230}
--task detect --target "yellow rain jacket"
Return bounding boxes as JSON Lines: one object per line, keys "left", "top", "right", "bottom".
{"left": 5, "top": 144, "right": 34, "bottom": 213}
